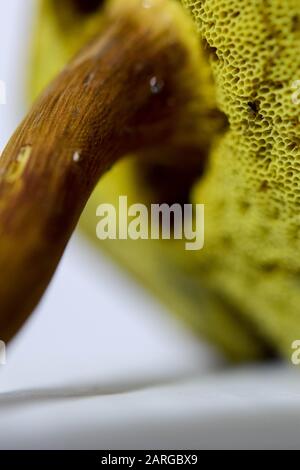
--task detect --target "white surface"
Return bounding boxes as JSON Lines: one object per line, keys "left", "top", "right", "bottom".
{"left": 1, "top": 0, "right": 300, "bottom": 451}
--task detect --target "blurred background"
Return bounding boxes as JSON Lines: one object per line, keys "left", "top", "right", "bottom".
{"left": 1, "top": 0, "right": 300, "bottom": 451}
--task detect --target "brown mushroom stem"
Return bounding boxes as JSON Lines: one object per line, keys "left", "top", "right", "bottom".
{"left": 0, "top": 6, "right": 201, "bottom": 342}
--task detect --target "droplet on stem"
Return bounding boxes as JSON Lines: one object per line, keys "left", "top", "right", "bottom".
{"left": 150, "top": 76, "right": 164, "bottom": 95}
{"left": 5, "top": 145, "right": 32, "bottom": 183}
{"left": 73, "top": 150, "right": 81, "bottom": 163}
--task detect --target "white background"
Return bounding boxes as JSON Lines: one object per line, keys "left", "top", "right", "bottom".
{"left": 0, "top": 0, "right": 300, "bottom": 450}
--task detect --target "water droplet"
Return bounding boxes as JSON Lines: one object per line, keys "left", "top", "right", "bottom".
{"left": 5, "top": 145, "right": 32, "bottom": 183}
{"left": 73, "top": 150, "right": 81, "bottom": 163}
{"left": 150, "top": 76, "right": 164, "bottom": 95}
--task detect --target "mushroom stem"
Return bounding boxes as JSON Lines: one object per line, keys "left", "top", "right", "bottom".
{"left": 0, "top": 4, "right": 201, "bottom": 341}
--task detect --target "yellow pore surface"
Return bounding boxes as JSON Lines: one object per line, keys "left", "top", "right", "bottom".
{"left": 183, "top": 0, "right": 300, "bottom": 354}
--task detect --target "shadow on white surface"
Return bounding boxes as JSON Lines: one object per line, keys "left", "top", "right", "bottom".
{"left": 0, "top": 361, "right": 300, "bottom": 450}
